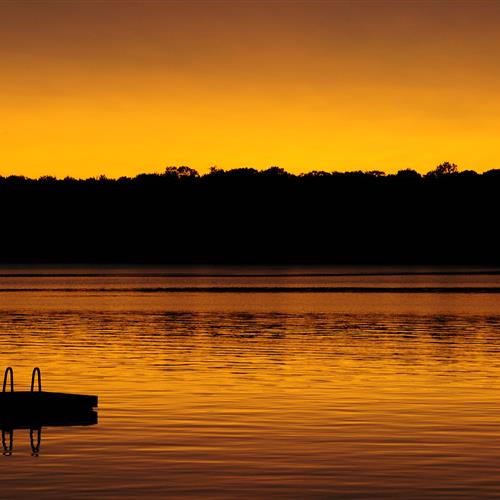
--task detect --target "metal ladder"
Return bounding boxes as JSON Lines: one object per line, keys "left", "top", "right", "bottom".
{"left": 2, "top": 367, "right": 42, "bottom": 392}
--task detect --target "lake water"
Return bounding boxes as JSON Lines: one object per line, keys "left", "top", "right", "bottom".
{"left": 1, "top": 267, "right": 500, "bottom": 498}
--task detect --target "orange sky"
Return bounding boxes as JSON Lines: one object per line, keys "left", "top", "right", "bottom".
{"left": 1, "top": 0, "right": 500, "bottom": 178}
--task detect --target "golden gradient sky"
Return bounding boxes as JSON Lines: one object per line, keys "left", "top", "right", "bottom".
{"left": 2, "top": 0, "right": 500, "bottom": 178}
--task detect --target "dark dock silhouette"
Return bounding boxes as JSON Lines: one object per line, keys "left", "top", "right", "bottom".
{"left": 0, "top": 368, "right": 98, "bottom": 456}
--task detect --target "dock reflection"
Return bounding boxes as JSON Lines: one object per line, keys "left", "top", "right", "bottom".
{"left": 1, "top": 410, "right": 97, "bottom": 456}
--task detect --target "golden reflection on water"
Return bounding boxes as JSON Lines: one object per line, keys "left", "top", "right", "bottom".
{"left": 0, "top": 270, "right": 500, "bottom": 498}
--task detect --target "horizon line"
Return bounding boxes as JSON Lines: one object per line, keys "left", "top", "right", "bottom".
{"left": 1, "top": 163, "right": 498, "bottom": 182}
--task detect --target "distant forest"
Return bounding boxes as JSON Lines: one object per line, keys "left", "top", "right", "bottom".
{"left": 1, "top": 162, "right": 499, "bottom": 265}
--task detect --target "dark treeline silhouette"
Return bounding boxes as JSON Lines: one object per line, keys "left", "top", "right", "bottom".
{"left": 1, "top": 162, "right": 499, "bottom": 265}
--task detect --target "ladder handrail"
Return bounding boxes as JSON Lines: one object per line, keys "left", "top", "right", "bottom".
{"left": 31, "top": 367, "right": 42, "bottom": 392}
{"left": 2, "top": 367, "right": 14, "bottom": 392}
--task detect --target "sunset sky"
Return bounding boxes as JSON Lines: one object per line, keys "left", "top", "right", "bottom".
{"left": 2, "top": 0, "right": 500, "bottom": 178}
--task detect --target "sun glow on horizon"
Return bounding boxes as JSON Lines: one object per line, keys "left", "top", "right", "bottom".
{"left": 2, "top": 1, "right": 500, "bottom": 178}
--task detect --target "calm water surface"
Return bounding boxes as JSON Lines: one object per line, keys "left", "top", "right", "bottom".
{"left": 1, "top": 267, "right": 500, "bottom": 498}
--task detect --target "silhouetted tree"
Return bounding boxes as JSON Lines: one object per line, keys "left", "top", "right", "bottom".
{"left": 262, "top": 166, "right": 288, "bottom": 177}
{"left": 0, "top": 164, "right": 498, "bottom": 265}
{"left": 426, "top": 162, "right": 458, "bottom": 178}
{"left": 163, "top": 166, "right": 199, "bottom": 178}
{"left": 395, "top": 169, "right": 421, "bottom": 180}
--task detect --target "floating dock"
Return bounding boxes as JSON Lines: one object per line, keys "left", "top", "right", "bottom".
{"left": 0, "top": 367, "right": 98, "bottom": 428}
